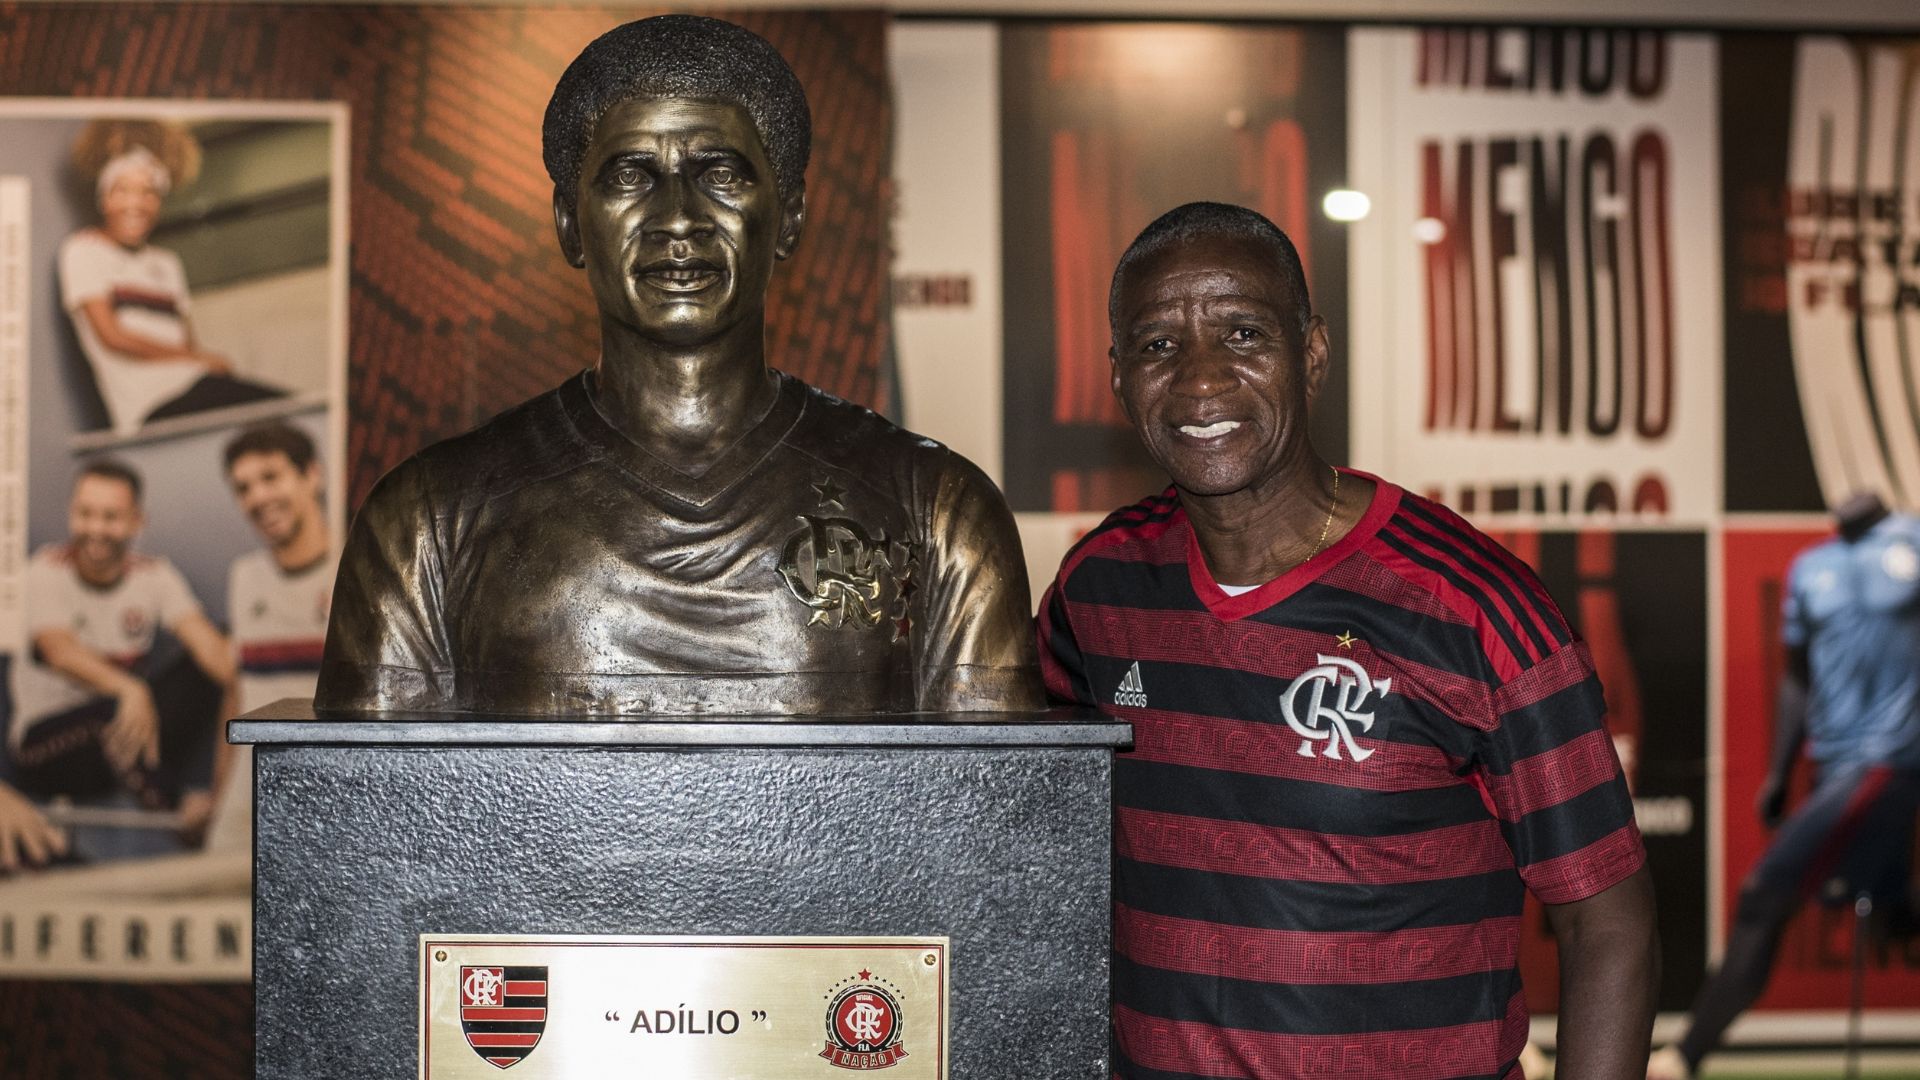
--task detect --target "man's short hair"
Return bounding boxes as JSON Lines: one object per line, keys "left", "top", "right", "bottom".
{"left": 76, "top": 457, "right": 142, "bottom": 504}
{"left": 224, "top": 422, "right": 317, "bottom": 474}
{"left": 543, "top": 15, "right": 811, "bottom": 206}
{"left": 1109, "top": 202, "right": 1313, "bottom": 339}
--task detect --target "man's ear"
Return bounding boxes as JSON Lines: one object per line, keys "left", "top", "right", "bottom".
{"left": 1109, "top": 346, "right": 1135, "bottom": 423}
{"left": 1301, "top": 314, "right": 1331, "bottom": 405}
{"left": 552, "top": 185, "right": 585, "bottom": 269}
{"left": 774, "top": 187, "right": 807, "bottom": 261}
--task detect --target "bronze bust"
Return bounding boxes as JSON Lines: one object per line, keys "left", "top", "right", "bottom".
{"left": 316, "top": 16, "right": 1041, "bottom": 716}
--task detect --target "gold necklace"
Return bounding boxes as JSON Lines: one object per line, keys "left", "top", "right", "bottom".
{"left": 1306, "top": 465, "right": 1340, "bottom": 562}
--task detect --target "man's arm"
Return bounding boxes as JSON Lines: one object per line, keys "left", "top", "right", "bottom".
{"left": 1757, "top": 646, "right": 1809, "bottom": 827}
{"left": 32, "top": 626, "right": 143, "bottom": 699}
{"left": 1475, "top": 636, "right": 1652, "bottom": 1079}
{"left": 74, "top": 297, "right": 231, "bottom": 372}
{"left": 172, "top": 611, "right": 237, "bottom": 687}
{"left": 35, "top": 626, "right": 164, "bottom": 772}
{"left": 1546, "top": 865, "right": 1659, "bottom": 1080}
{"left": 169, "top": 611, "right": 236, "bottom": 836}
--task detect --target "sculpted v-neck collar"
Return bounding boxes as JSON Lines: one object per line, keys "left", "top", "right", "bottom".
{"left": 560, "top": 368, "right": 807, "bottom": 508}
{"left": 1185, "top": 468, "right": 1402, "bottom": 620}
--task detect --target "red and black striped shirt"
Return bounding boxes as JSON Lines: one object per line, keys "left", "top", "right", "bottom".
{"left": 1038, "top": 472, "right": 1644, "bottom": 1080}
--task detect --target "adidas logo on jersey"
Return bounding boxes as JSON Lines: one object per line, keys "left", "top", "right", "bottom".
{"left": 1113, "top": 662, "right": 1149, "bottom": 708}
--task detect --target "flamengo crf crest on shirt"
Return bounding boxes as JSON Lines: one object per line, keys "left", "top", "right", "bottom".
{"left": 459, "top": 965, "right": 548, "bottom": 1069}
{"left": 1280, "top": 654, "right": 1392, "bottom": 761}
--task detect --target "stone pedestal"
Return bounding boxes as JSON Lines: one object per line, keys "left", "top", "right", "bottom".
{"left": 236, "top": 703, "right": 1128, "bottom": 1078}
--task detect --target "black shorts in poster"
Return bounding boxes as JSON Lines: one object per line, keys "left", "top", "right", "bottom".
{"left": 998, "top": 22, "right": 1349, "bottom": 512}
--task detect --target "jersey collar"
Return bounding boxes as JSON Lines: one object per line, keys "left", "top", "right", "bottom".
{"left": 560, "top": 368, "right": 807, "bottom": 508}
{"left": 1184, "top": 468, "right": 1402, "bottom": 620}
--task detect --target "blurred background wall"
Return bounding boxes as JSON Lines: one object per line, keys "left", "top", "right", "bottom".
{"left": 2, "top": 1, "right": 1917, "bottom": 1076}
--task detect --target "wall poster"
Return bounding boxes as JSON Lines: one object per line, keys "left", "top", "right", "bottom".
{"left": 0, "top": 97, "right": 348, "bottom": 1075}
{"left": 1350, "top": 28, "right": 1722, "bottom": 524}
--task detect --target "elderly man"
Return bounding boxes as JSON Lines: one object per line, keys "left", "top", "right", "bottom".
{"left": 318, "top": 15, "right": 1038, "bottom": 716}
{"left": 1038, "top": 202, "right": 1658, "bottom": 1080}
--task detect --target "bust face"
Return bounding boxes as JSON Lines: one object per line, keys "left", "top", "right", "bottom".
{"left": 568, "top": 96, "right": 797, "bottom": 348}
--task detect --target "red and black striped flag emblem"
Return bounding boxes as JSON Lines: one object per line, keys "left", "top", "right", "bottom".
{"left": 458, "top": 965, "right": 547, "bottom": 1069}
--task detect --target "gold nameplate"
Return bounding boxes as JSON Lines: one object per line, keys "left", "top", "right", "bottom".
{"left": 419, "top": 934, "right": 950, "bottom": 1079}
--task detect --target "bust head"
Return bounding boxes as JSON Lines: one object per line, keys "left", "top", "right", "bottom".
{"left": 543, "top": 16, "right": 810, "bottom": 347}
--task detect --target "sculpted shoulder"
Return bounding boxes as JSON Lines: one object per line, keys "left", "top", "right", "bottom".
{"left": 364, "top": 376, "right": 593, "bottom": 520}
{"left": 786, "top": 376, "right": 965, "bottom": 482}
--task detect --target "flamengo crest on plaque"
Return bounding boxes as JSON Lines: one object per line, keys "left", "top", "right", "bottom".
{"left": 420, "top": 935, "right": 949, "bottom": 1079}
{"left": 821, "top": 971, "right": 909, "bottom": 1070}
{"left": 458, "top": 965, "right": 548, "bottom": 1069}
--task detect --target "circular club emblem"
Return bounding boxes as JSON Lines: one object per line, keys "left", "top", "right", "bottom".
{"left": 821, "top": 981, "right": 907, "bottom": 1071}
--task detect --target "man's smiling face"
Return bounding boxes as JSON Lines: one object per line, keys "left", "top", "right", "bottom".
{"left": 562, "top": 96, "right": 800, "bottom": 348}
{"left": 67, "top": 473, "right": 142, "bottom": 587}
{"left": 229, "top": 450, "right": 322, "bottom": 551}
{"left": 1109, "top": 232, "right": 1327, "bottom": 500}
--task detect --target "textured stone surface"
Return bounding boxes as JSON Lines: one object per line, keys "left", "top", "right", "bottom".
{"left": 255, "top": 737, "right": 1114, "bottom": 1078}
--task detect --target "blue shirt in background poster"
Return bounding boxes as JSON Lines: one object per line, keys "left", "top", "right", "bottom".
{"left": 1784, "top": 514, "right": 1920, "bottom": 771}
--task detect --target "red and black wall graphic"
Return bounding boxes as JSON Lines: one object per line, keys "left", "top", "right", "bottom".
{"left": 997, "top": 21, "right": 1349, "bottom": 512}
{"left": 1490, "top": 528, "right": 1709, "bottom": 1012}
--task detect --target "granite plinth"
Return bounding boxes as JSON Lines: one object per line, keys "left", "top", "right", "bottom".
{"left": 239, "top": 703, "right": 1128, "bottom": 1079}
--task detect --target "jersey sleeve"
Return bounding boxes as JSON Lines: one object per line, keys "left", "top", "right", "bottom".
{"left": 159, "top": 248, "right": 192, "bottom": 317}
{"left": 152, "top": 559, "right": 206, "bottom": 628}
{"left": 1036, "top": 575, "right": 1095, "bottom": 707}
{"left": 57, "top": 232, "right": 112, "bottom": 310}
{"left": 314, "top": 459, "right": 457, "bottom": 713}
{"left": 23, "top": 554, "right": 67, "bottom": 636}
{"left": 910, "top": 451, "right": 1044, "bottom": 713}
{"left": 1474, "top": 641, "right": 1645, "bottom": 904}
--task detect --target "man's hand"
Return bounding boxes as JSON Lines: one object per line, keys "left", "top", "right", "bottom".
{"left": 176, "top": 789, "right": 215, "bottom": 846}
{"left": 103, "top": 682, "right": 161, "bottom": 774}
{"left": 1756, "top": 775, "right": 1789, "bottom": 828}
{"left": 0, "top": 782, "right": 66, "bottom": 873}
{"left": 1545, "top": 866, "right": 1659, "bottom": 1080}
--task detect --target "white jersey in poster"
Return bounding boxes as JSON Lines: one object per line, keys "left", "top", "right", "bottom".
{"left": 14, "top": 543, "right": 202, "bottom": 743}
{"left": 57, "top": 228, "right": 205, "bottom": 433}
{"left": 227, "top": 547, "right": 334, "bottom": 714}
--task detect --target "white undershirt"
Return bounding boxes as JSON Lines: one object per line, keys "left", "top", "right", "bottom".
{"left": 1220, "top": 582, "right": 1261, "bottom": 596}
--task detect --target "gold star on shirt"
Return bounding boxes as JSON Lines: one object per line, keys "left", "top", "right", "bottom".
{"left": 1335, "top": 631, "right": 1358, "bottom": 650}
{"left": 812, "top": 478, "right": 846, "bottom": 510}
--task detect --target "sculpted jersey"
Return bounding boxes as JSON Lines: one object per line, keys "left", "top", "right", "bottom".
{"left": 318, "top": 370, "right": 1042, "bottom": 715}
{"left": 58, "top": 229, "right": 205, "bottom": 433}
{"left": 1783, "top": 513, "right": 1920, "bottom": 769}
{"left": 16, "top": 544, "right": 202, "bottom": 742}
{"left": 1039, "top": 475, "right": 1643, "bottom": 1080}
{"left": 229, "top": 548, "right": 336, "bottom": 713}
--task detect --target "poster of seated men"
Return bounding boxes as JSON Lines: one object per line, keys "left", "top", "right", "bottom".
{"left": 0, "top": 99, "right": 347, "bottom": 983}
